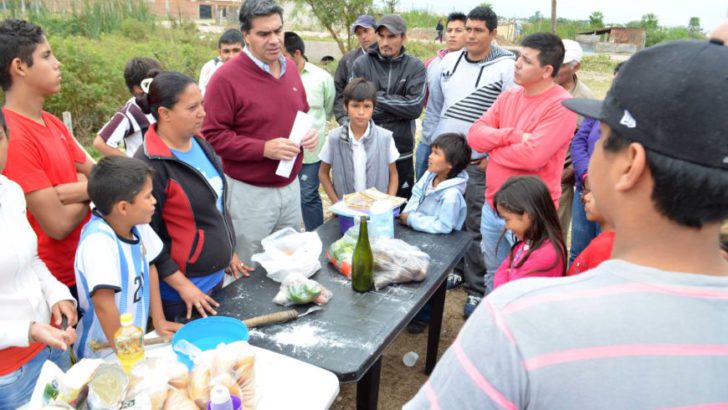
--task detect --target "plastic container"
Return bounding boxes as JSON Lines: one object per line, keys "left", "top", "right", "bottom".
{"left": 172, "top": 316, "right": 250, "bottom": 369}
{"left": 114, "top": 314, "right": 145, "bottom": 374}
{"left": 207, "top": 384, "right": 242, "bottom": 410}
{"left": 339, "top": 207, "right": 400, "bottom": 236}
{"left": 369, "top": 200, "right": 395, "bottom": 239}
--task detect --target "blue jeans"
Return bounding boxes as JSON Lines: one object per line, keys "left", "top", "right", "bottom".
{"left": 414, "top": 142, "right": 431, "bottom": 181}
{"left": 0, "top": 346, "right": 71, "bottom": 410}
{"left": 481, "top": 202, "right": 516, "bottom": 295}
{"left": 298, "top": 162, "right": 323, "bottom": 231}
{"left": 569, "top": 185, "right": 600, "bottom": 265}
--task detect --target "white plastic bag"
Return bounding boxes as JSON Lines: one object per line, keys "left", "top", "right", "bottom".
{"left": 251, "top": 228, "right": 322, "bottom": 282}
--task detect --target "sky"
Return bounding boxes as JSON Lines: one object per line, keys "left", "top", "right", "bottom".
{"left": 397, "top": 0, "right": 727, "bottom": 32}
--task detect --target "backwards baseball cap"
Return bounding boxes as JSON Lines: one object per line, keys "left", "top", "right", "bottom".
{"left": 563, "top": 40, "right": 728, "bottom": 170}
{"left": 562, "top": 39, "right": 583, "bottom": 64}
{"left": 351, "top": 15, "right": 376, "bottom": 34}
{"left": 376, "top": 15, "right": 407, "bottom": 35}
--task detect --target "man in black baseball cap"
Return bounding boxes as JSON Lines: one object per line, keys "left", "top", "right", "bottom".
{"left": 350, "top": 15, "right": 426, "bottom": 200}
{"left": 333, "top": 15, "right": 377, "bottom": 125}
{"left": 405, "top": 39, "right": 728, "bottom": 409}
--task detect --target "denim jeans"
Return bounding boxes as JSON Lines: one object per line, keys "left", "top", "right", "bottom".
{"left": 0, "top": 346, "right": 71, "bottom": 410}
{"left": 481, "top": 202, "right": 516, "bottom": 295}
{"left": 298, "top": 162, "right": 323, "bottom": 231}
{"left": 569, "top": 185, "right": 600, "bottom": 265}
{"left": 414, "top": 142, "right": 431, "bottom": 181}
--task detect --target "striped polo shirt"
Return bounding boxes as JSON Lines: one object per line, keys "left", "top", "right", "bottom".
{"left": 405, "top": 260, "right": 728, "bottom": 409}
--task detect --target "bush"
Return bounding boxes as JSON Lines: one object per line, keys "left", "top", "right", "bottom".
{"left": 43, "top": 29, "right": 215, "bottom": 145}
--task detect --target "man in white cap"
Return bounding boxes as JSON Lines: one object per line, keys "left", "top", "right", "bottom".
{"left": 555, "top": 38, "right": 595, "bottom": 244}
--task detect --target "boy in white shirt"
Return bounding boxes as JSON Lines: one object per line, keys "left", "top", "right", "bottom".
{"left": 74, "top": 156, "right": 180, "bottom": 358}
{"left": 319, "top": 78, "right": 399, "bottom": 203}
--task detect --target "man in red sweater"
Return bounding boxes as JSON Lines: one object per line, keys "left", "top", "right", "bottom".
{"left": 467, "top": 32, "right": 576, "bottom": 304}
{"left": 203, "top": 0, "right": 317, "bottom": 263}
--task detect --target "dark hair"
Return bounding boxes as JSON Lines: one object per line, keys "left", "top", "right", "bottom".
{"left": 520, "top": 32, "right": 565, "bottom": 78}
{"left": 284, "top": 31, "right": 305, "bottom": 58}
{"left": 88, "top": 156, "right": 155, "bottom": 216}
{"left": 467, "top": 6, "right": 498, "bottom": 31}
{"left": 219, "top": 28, "right": 244, "bottom": 47}
{"left": 430, "top": 133, "right": 472, "bottom": 178}
{"left": 446, "top": 12, "right": 467, "bottom": 26}
{"left": 0, "top": 19, "right": 45, "bottom": 91}
{"left": 239, "top": 0, "right": 284, "bottom": 33}
{"left": 343, "top": 77, "right": 378, "bottom": 109}
{"left": 0, "top": 109, "right": 7, "bottom": 136}
{"left": 602, "top": 127, "right": 728, "bottom": 228}
{"left": 494, "top": 175, "right": 567, "bottom": 276}
{"left": 124, "top": 57, "right": 162, "bottom": 94}
{"left": 136, "top": 70, "right": 196, "bottom": 121}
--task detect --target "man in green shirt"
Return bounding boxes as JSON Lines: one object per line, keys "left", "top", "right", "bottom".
{"left": 284, "top": 32, "right": 335, "bottom": 230}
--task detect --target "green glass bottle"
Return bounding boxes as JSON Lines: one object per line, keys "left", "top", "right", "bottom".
{"left": 351, "top": 216, "right": 374, "bottom": 292}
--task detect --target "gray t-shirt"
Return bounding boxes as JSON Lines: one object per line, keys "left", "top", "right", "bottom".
{"left": 405, "top": 260, "right": 728, "bottom": 409}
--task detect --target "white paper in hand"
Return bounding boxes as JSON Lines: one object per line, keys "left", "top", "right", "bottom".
{"left": 276, "top": 111, "right": 314, "bottom": 178}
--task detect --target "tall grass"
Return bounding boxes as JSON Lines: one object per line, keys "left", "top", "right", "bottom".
{"left": 400, "top": 10, "right": 445, "bottom": 30}
{"left": 1, "top": 0, "right": 153, "bottom": 38}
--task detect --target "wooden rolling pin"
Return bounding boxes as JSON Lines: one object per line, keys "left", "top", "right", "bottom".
{"left": 243, "top": 309, "right": 299, "bottom": 328}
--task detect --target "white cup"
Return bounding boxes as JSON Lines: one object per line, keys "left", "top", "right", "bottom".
{"left": 402, "top": 351, "right": 419, "bottom": 367}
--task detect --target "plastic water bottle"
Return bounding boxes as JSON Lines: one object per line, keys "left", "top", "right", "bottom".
{"left": 368, "top": 200, "right": 394, "bottom": 239}
{"left": 208, "top": 384, "right": 242, "bottom": 410}
{"left": 113, "top": 313, "right": 145, "bottom": 374}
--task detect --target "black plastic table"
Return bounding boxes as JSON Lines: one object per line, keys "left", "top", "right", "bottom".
{"left": 212, "top": 220, "right": 471, "bottom": 410}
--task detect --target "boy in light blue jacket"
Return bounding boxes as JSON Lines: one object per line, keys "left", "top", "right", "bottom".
{"left": 400, "top": 133, "right": 471, "bottom": 234}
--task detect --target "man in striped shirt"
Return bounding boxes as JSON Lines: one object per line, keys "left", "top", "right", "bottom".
{"left": 421, "top": 5, "right": 515, "bottom": 317}
{"left": 406, "top": 39, "right": 728, "bottom": 409}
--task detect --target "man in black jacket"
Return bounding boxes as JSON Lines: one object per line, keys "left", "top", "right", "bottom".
{"left": 333, "top": 15, "right": 377, "bottom": 125}
{"left": 350, "top": 15, "right": 426, "bottom": 199}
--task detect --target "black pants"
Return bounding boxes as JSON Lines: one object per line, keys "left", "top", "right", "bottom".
{"left": 395, "top": 156, "right": 414, "bottom": 200}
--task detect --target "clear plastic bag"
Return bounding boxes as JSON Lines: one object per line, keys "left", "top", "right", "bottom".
{"left": 371, "top": 238, "right": 429, "bottom": 290}
{"left": 251, "top": 228, "right": 322, "bottom": 282}
{"left": 326, "top": 227, "right": 430, "bottom": 289}
{"left": 272, "top": 272, "right": 333, "bottom": 306}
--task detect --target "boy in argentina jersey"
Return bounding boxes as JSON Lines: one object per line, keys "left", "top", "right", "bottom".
{"left": 74, "top": 156, "right": 180, "bottom": 358}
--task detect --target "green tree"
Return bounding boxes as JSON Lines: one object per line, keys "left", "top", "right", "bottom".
{"left": 384, "top": 0, "right": 398, "bottom": 13}
{"left": 688, "top": 17, "right": 701, "bottom": 32}
{"left": 294, "top": 0, "right": 373, "bottom": 54}
{"left": 589, "top": 11, "right": 604, "bottom": 28}
{"left": 640, "top": 13, "right": 659, "bottom": 30}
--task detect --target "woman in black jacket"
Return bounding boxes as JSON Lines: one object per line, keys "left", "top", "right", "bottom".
{"left": 135, "top": 70, "right": 251, "bottom": 321}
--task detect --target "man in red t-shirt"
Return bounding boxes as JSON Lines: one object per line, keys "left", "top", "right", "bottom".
{"left": 0, "top": 19, "right": 93, "bottom": 294}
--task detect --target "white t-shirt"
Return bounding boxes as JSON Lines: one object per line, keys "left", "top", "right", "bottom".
{"left": 199, "top": 57, "right": 223, "bottom": 96}
{"left": 319, "top": 123, "right": 399, "bottom": 192}
{"left": 74, "top": 216, "right": 163, "bottom": 358}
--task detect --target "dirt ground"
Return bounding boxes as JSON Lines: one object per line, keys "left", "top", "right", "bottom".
{"left": 328, "top": 287, "right": 468, "bottom": 409}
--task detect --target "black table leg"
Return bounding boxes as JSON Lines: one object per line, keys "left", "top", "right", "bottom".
{"left": 356, "top": 357, "right": 382, "bottom": 410}
{"left": 425, "top": 280, "right": 446, "bottom": 375}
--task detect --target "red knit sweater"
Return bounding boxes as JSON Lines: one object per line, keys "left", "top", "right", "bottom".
{"left": 202, "top": 52, "right": 309, "bottom": 187}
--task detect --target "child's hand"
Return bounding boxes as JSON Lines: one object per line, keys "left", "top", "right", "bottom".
{"left": 153, "top": 319, "right": 182, "bottom": 336}
{"left": 226, "top": 253, "right": 253, "bottom": 279}
{"left": 399, "top": 213, "right": 409, "bottom": 225}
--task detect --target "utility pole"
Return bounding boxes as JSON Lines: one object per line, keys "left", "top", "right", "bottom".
{"left": 551, "top": 0, "right": 557, "bottom": 34}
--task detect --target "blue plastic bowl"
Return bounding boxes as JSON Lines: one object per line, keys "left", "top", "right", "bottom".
{"left": 172, "top": 316, "right": 249, "bottom": 369}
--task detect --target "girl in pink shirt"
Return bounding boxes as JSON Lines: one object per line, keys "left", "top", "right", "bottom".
{"left": 493, "top": 176, "right": 567, "bottom": 289}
